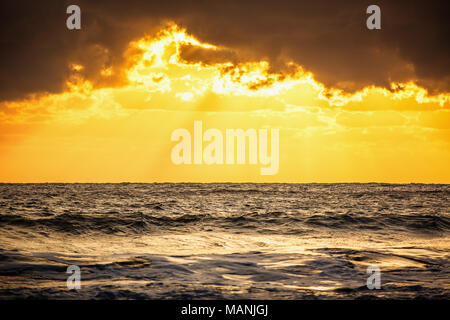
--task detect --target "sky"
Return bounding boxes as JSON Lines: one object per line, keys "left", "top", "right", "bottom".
{"left": 0, "top": 0, "right": 449, "bottom": 183}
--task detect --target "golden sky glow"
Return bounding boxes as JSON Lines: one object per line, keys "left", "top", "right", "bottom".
{"left": 0, "top": 24, "right": 449, "bottom": 182}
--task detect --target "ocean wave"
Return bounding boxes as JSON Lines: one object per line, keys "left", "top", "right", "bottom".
{"left": 1, "top": 210, "right": 449, "bottom": 236}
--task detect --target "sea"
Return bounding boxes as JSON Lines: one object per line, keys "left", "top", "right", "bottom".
{"left": 0, "top": 183, "right": 448, "bottom": 299}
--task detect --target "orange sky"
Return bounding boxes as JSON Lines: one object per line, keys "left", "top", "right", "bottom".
{"left": 1, "top": 25, "right": 449, "bottom": 183}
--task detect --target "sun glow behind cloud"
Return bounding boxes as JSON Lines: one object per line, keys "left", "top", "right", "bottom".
{"left": 0, "top": 24, "right": 449, "bottom": 182}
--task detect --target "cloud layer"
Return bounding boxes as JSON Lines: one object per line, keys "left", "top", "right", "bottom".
{"left": 0, "top": 0, "right": 449, "bottom": 102}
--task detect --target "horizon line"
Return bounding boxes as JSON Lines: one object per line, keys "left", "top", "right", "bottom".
{"left": 0, "top": 181, "right": 449, "bottom": 185}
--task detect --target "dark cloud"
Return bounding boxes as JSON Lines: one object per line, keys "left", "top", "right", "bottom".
{"left": 0, "top": 0, "right": 448, "bottom": 102}
{"left": 179, "top": 45, "right": 239, "bottom": 66}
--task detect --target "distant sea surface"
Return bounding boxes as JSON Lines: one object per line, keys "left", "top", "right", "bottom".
{"left": 0, "top": 183, "right": 449, "bottom": 299}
